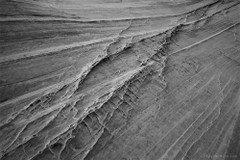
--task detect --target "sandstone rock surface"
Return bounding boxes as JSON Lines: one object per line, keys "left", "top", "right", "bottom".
{"left": 1, "top": 0, "right": 240, "bottom": 160}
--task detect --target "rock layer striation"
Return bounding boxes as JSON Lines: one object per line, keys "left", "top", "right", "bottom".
{"left": 1, "top": 0, "right": 240, "bottom": 160}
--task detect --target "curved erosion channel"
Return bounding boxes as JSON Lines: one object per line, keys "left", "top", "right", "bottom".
{"left": 1, "top": 0, "right": 240, "bottom": 160}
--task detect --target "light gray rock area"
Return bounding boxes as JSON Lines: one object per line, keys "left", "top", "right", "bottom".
{"left": 0, "top": 0, "right": 240, "bottom": 160}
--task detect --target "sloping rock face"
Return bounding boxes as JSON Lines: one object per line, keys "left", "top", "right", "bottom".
{"left": 1, "top": 0, "right": 240, "bottom": 160}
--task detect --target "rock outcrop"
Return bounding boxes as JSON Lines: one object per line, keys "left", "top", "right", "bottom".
{"left": 1, "top": 0, "right": 240, "bottom": 160}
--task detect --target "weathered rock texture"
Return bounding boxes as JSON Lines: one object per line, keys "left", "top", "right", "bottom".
{"left": 1, "top": 0, "right": 240, "bottom": 160}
